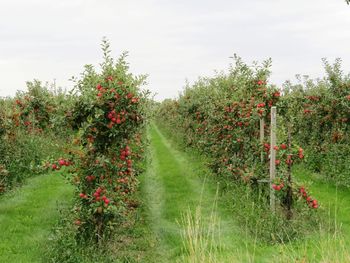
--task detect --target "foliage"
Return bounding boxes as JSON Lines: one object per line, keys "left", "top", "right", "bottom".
{"left": 156, "top": 55, "right": 311, "bottom": 219}
{"left": 0, "top": 89, "right": 71, "bottom": 193}
{"left": 282, "top": 58, "right": 350, "bottom": 186}
{"left": 66, "top": 39, "right": 149, "bottom": 243}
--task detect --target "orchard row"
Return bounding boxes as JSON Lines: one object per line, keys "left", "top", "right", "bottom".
{"left": 156, "top": 56, "right": 350, "bottom": 216}
{"left": 0, "top": 40, "right": 150, "bottom": 243}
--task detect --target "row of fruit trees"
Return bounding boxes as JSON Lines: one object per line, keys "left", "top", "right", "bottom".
{"left": 0, "top": 40, "right": 150, "bottom": 243}
{"left": 1, "top": 45, "right": 349, "bottom": 244}
{"left": 156, "top": 55, "right": 350, "bottom": 219}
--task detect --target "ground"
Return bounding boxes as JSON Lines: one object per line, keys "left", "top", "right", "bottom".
{"left": 0, "top": 123, "right": 349, "bottom": 262}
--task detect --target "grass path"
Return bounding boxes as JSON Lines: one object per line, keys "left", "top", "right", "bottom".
{"left": 141, "top": 124, "right": 254, "bottom": 262}
{"left": 141, "top": 124, "right": 350, "bottom": 262}
{"left": 0, "top": 173, "right": 73, "bottom": 263}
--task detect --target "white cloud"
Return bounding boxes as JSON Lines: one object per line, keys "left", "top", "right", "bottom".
{"left": 0, "top": 0, "right": 349, "bottom": 99}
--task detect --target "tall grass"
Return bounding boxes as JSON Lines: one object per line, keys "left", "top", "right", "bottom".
{"left": 275, "top": 187, "right": 350, "bottom": 263}
{"left": 179, "top": 203, "right": 350, "bottom": 263}
{"left": 276, "top": 226, "right": 350, "bottom": 262}
{"left": 178, "top": 180, "right": 350, "bottom": 263}
{"left": 178, "top": 198, "right": 225, "bottom": 262}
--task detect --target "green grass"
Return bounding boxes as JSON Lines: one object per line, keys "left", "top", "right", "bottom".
{"left": 145, "top": 123, "right": 350, "bottom": 262}
{"left": 0, "top": 172, "right": 73, "bottom": 263}
{"left": 142, "top": 124, "right": 259, "bottom": 262}
{"left": 294, "top": 166, "right": 350, "bottom": 237}
{"left": 280, "top": 166, "right": 350, "bottom": 262}
{"left": 1, "top": 125, "right": 350, "bottom": 262}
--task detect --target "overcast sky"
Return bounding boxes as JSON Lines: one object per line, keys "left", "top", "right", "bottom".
{"left": 0, "top": 0, "right": 349, "bottom": 100}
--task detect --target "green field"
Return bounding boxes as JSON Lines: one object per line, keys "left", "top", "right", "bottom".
{"left": 1, "top": 124, "right": 349, "bottom": 262}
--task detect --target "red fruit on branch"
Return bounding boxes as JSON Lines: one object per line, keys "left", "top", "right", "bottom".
{"left": 125, "top": 146, "right": 131, "bottom": 155}
{"left": 131, "top": 97, "right": 139, "bottom": 103}
{"left": 96, "top": 187, "right": 102, "bottom": 194}
{"left": 86, "top": 175, "right": 95, "bottom": 182}
{"left": 280, "top": 144, "right": 287, "bottom": 150}
{"left": 272, "top": 183, "right": 282, "bottom": 191}
{"left": 273, "top": 91, "right": 281, "bottom": 97}
{"left": 275, "top": 160, "right": 281, "bottom": 165}
{"left": 298, "top": 147, "right": 304, "bottom": 159}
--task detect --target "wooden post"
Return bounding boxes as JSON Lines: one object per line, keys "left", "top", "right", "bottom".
{"left": 269, "top": 107, "right": 277, "bottom": 212}
{"left": 260, "top": 118, "right": 265, "bottom": 163}
{"left": 286, "top": 126, "right": 293, "bottom": 219}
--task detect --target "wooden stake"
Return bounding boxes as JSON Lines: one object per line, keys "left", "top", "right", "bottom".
{"left": 260, "top": 118, "right": 265, "bottom": 163}
{"left": 269, "top": 107, "right": 277, "bottom": 212}
{"left": 286, "top": 125, "right": 293, "bottom": 219}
